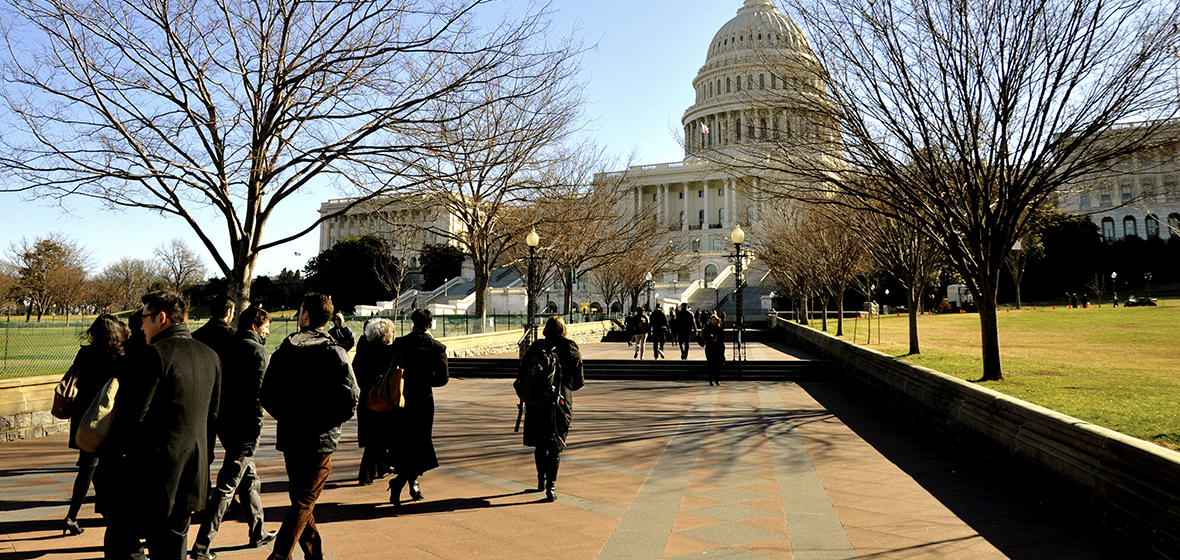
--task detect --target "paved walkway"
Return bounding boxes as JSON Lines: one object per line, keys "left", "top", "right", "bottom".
{"left": 0, "top": 347, "right": 1146, "bottom": 559}
{"left": 484, "top": 340, "right": 823, "bottom": 361}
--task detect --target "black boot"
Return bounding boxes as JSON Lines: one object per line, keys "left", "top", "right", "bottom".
{"left": 533, "top": 449, "right": 547, "bottom": 492}
{"left": 408, "top": 478, "right": 423, "bottom": 501}
{"left": 544, "top": 453, "right": 560, "bottom": 502}
{"left": 388, "top": 474, "right": 407, "bottom": 506}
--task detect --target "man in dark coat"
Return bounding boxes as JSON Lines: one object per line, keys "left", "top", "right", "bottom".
{"left": 520, "top": 316, "right": 584, "bottom": 502}
{"left": 101, "top": 291, "right": 221, "bottom": 560}
{"left": 649, "top": 303, "right": 669, "bottom": 360}
{"left": 386, "top": 308, "right": 448, "bottom": 506}
{"left": 261, "top": 293, "right": 359, "bottom": 560}
{"left": 192, "top": 295, "right": 235, "bottom": 351}
{"left": 673, "top": 303, "right": 698, "bottom": 360}
{"left": 189, "top": 306, "right": 276, "bottom": 560}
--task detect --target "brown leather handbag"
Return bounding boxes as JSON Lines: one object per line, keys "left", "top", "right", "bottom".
{"left": 366, "top": 350, "right": 405, "bottom": 412}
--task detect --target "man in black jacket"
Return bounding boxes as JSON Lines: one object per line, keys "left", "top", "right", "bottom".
{"left": 101, "top": 291, "right": 221, "bottom": 560}
{"left": 260, "top": 293, "right": 359, "bottom": 560}
{"left": 189, "top": 306, "right": 276, "bottom": 560}
{"left": 192, "top": 295, "right": 235, "bottom": 351}
{"left": 649, "top": 303, "right": 669, "bottom": 360}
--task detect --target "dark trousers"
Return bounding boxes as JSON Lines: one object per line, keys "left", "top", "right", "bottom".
{"left": 268, "top": 452, "right": 332, "bottom": 560}
{"left": 651, "top": 332, "right": 666, "bottom": 358}
{"left": 533, "top": 444, "right": 561, "bottom": 486}
{"left": 104, "top": 511, "right": 192, "bottom": 560}
{"left": 678, "top": 334, "right": 693, "bottom": 359}
{"left": 67, "top": 450, "right": 99, "bottom": 520}
{"left": 192, "top": 441, "right": 264, "bottom": 554}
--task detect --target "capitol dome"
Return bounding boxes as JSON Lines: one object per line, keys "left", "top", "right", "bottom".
{"left": 682, "top": 0, "right": 825, "bottom": 159}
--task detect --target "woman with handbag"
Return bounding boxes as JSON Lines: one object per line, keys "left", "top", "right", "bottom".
{"left": 62, "top": 314, "right": 129, "bottom": 536}
{"left": 353, "top": 318, "right": 397, "bottom": 485}
{"left": 387, "top": 309, "right": 449, "bottom": 506}
{"left": 520, "top": 316, "right": 585, "bottom": 502}
{"left": 703, "top": 313, "right": 726, "bottom": 386}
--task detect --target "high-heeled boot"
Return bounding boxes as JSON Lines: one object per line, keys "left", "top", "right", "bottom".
{"left": 408, "top": 478, "right": 423, "bottom": 501}
{"left": 62, "top": 517, "right": 83, "bottom": 536}
{"left": 534, "top": 450, "right": 547, "bottom": 492}
{"left": 544, "top": 454, "right": 560, "bottom": 502}
{"left": 388, "top": 474, "right": 408, "bottom": 506}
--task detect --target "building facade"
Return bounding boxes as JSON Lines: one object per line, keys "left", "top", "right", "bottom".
{"left": 318, "top": 193, "right": 465, "bottom": 270}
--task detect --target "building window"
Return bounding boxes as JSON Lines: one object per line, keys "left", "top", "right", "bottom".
{"left": 698, "top": 190, "right": 703, "bottom": 197}
{"left": 718, "top": 188, "right": 724, "bottom": 196}
{"left": 771, "top": 74, "right": 777, "bottom": 89}
{"left": 1100, "top": 188, "right": 1112, "bottom": 206}
{"left": 1141, "top": 177, "right": 1156, "bottom": 198}
{"left": 1121, "top": 180, "right": 1133, "bottom": 202}
{"left": 1123, "top": 216, "right": 1137, "bottom": 238}
{"left": 698, "top": 209, "right": 705, "bottom": 225}
{"left": 679, "top": 270, "right": 691, "bottom": 282}
{"left": 679, "top": 192, "right": 684, "bottom": 199}
{"left": 727, "top": 77, "right": 732, "bottom": 93}
{"left": 652, "top": 194, "right": 657, "bottom": 201}
{"left": 1169, "top": 214, "right": 1180, "bottom": 238}
{"left": 748, "top": 123, "right": 755, "bottom": 137}
{"left": 1079, "top": 193, "right": 1090, "bottom": 210}
{"left": 736, "top": 76, "right": 741, "bottom": 91}
{"left": 680, "top": 211, "right": 685, "bottom": 227}
{"left": 692, "top": 238, "right": 701, "bottom": 252}
{"left": 719, "top": 208, "right": 725, "bottom": 223}
{"left": 760, "top": 74, "right": 765, "bottom": 89}
{"left": 1102, "top": 217, "right": 1115, "bottom": 241}
{"left": 1166, "top": 176, "right": 1179, "bottom": 202}
{"left": 713, "top": 239, "right": 722, "bottom": 251}
{"left": 1146, "top": 214, "right": 1160, "bottom": 238}
{"left": 705, "top": 264, "right": 718, "bottom": 282}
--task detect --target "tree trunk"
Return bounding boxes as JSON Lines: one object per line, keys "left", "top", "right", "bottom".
{"left": 226, "top": 257, "right": 256, "bottom": 327}
{"left": 472, "top": 268, "right": 489, "bottom": 332}
{"left": 836, "top": 296, "right": 845, "bottom": 336}
{"left": 977, "top": 291, "right": 1003, "bottom": 381}
{"left": 563, "top": 280, "right": 574, "bottom": 319}
{"left": 820, "top": 296, "right": 829, "bottom": 331}
{"left": 799, "top": 296, "right": 809, "bottom": 325}
{"left": 1014, "top": 282, "right": 1022, "bottom": 310}
{"left": 907, "top": 290, "right": 920, "bottom": 355}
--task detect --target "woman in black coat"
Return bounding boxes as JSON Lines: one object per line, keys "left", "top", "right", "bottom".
{"left": 62, "top": 314, "right": 128, "bottom": 536}
{"left": 387, "top": 309, "right": 449, "bottom": 506}
{"left": 353, "top": 318, "right": 397, "bottom": 485}
{"left": 702, "top": 313, "right": 726, "bottom": 386}
{"left": 520, "top": 316, "right": 585, "bottom": 502}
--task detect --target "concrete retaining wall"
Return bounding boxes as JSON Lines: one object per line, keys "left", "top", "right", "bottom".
{"left": 770, "top": 314, "right": 1180, "bottom": 556}
{"left": 441, "top": 321, "right": 614, "bottom": 358}
{"left": 0, "top": 377, "right": 70, "bottom": 443}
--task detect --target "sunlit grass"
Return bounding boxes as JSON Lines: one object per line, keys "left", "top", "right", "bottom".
{"left": 812, "top": 301, "right": 1180, "bottom": 449}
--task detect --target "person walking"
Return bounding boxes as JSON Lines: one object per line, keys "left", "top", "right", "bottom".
{"left": 702, "top": 313, "right": 726, "bottom": 386}
{"left": 99, "top": 291, "right": 221, "bottom": 560}
{"left": 632, "top": 308, "right": 650, "bottom": 359}
{"left": 328, "top": 312, "right": 355, "bottom": 352}
{"left": 519, "top": 316, "right": 585, "bottom": 502}
{"left": 353, "top": 318, "right": 397, "bottom": 486}
{"left": 61, "top": 314, "right": 129, "bottom": 536}
{"left": 387, "top": 309, "right": 449, "bottom": 506}
{"left": 673, "top": 303, "right": 698, "bottom": 360}
{"left": 192, "top": 295, "right": 236, "bottom": 351}
{"left": 649, "top": 303, "right": 669, "bottom": 360}
{"left": 189, "top": 306, "right": 277, "bottom": 560}
{"left": 260, "top": 293, "right": 359, "bottom": 560}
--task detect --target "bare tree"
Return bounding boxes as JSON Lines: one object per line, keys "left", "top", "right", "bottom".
{"left": 808, "top": 207, "right": 870, "bottom": 336}
{"left": 0, "top": 260, "right": 17, "bottom": 316}
{"left": 0, "top": 0, "right": 580, "bottom": 310}
{"left": 737, "top": 0, "right": 1180, "bottom": 380}
{"left": 849, "top": 208, "right": 943, "bottom": 354}
{"left": 6, "top": 233, "right": 91, "bottom": 321}
{"left": 91, "top": 257, "right": 160, "bottom": 312}
{"left": 401, "top": 34, "right": 586, "bottom": 327}
{"left": 154, "top": 239, "right": 208, "bottom": 292}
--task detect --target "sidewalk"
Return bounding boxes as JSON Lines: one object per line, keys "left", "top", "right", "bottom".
{"left": 0, "top": 374, "right": 1144, "bottom": 559}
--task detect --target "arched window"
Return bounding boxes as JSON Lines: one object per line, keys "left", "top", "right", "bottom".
{"left": 747, "top": 206, "right": 756, "bottom": 224}
{"left": 704, "top": 264, "right": 718, "bottom": 283}
{"left": 680, "top": 211, "right": 685, "bottom": 227}
{"left": 1169, "top": 213, "right": 1180, "bottom": 238}
{"left": 736, "top": 76, "right": 741, "bottom": 91}
{"left": 1123, "top": 216, "right": 1138, "bottom": 238}
{"left": 698, "top": 209, "right": 705, "bottom": 226}
{"left": 726, "top": 77, "right": 732, "bottom": 93}
{"left": 1146, "top": 214, "right": 1160, "bottom": 238}
{"left": 719, "top": 208, "right": 725, "bottom": 223}
{"left": 759, "top": 74, "right": 765, "bottom": 89}
{"left": 771, "top": 74, "right": 777, "bottom": 89}
{"left": 1101, "top": 217, "right": 1115, "bottom": 241}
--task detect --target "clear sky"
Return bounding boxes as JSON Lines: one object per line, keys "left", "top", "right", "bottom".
{"left": 0, "top": 0, "right": 748, "bottom": 278}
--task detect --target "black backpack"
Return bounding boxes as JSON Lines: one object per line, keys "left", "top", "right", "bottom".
{"left": 515, "top": 341, "right": 562, "bottom": 407}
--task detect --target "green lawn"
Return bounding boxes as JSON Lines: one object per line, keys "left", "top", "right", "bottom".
{"left": 816, "top": 301, "right": 1180, "bottom": 449}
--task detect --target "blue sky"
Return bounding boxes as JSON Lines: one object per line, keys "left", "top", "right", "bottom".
{"left": 0, "top": 0, "right": 747, "bottom": 277}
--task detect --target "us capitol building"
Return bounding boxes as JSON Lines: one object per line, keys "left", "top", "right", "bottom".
{"left": 317, "top": 0, "right": 829, "bottom": 315}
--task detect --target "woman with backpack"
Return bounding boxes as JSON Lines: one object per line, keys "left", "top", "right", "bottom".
{"left": 519, "top": 316, "right": 585, "bottom": 502}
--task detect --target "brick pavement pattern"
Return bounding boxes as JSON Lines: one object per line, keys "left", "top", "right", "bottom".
{"left": 2, "top": 372, "right": 1134, "bottom": 559}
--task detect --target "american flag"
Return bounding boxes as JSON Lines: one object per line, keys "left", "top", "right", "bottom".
{"left": 700, "top": 122, "right": 710, "bottom": 134}
{"left": 294, "top": 252, "right": 302, "bottom": 257}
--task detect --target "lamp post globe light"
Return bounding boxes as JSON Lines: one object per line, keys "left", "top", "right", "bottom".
{"left": 730, "top": 224, "right": 746, "bottom": 363}
{"left": 523, "top": 228, "right": 541, "bottom": 354}
{"left": 645, "top": 271, "right": 653, "bottom": 309}
{"left": 1111, "top": 271, "right": 1118, "bottom": 307}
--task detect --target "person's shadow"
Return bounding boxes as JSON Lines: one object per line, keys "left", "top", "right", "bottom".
{"left": 310, "top": 490, "right": 542, "bottom": 522}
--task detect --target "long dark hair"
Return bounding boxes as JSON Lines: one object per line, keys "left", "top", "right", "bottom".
{"left": 84, "top": 314, "right": 129, "bottom": 358}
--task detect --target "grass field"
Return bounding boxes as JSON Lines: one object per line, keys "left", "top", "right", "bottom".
{"left": 821, "top": 301, "right": 1180, "bottom": 450}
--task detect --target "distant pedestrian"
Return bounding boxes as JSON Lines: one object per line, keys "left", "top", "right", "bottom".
{"left": 632, "top": 308, "right": 650, "bottom": 359}
{"left": 519, "top": 316, "right": 585, "bottom": 502}
{"left": 260, "top": 293, "right": 359, "bottom": 560}
{"left": 387, "top": 309, "right": 449, "bottom": 507}
{"left": 649, "top": 303, "right": 669, "bottom": 359}
{"left": 353, "top": 318, "right": 397, "bottom": 486}
{"left": 61, "top": 314, "right": 128, "bottom": 537}
{"left": 703, "top": 314, "right": 726, "bottom": 386}
{"left": 1070, "top": 293, "right": 1078, "bottom": 309}
{"left": 329, "top": 312, "right": 355, "bottom": 351}
{"left": 189, "top": 306, "right": 277, "bottom": 560}
{"left": 673, "top": 303, "right": 698, "bottom": 360}
{"left": 192, "top": 295, "right": 236, "bottom": 351}
{"left": 100, "top": 291, "right": 221, "bottom": 560}
{"left": 1081, "top": 293, "right": 1089, "bottom": 308}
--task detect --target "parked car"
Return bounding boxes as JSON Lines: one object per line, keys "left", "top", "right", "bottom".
{"left": 1123, "top": 295, "right": 1158, "bottom": 307}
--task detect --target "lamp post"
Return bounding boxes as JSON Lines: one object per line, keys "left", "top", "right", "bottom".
{"left": 1145, "top": 272, "right": 1153, "bottom": 300}
{"left": 645, "top": 271, "right": 653, "bottom": 310}
{"left": 1111, "top": 271, "right": 1118, "bottom": 307}
{"left": 730, "top": 224, "right": 747, "bottom": 364}
{"left": 522, "top": 228, "right": 541, "bottom": 356}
